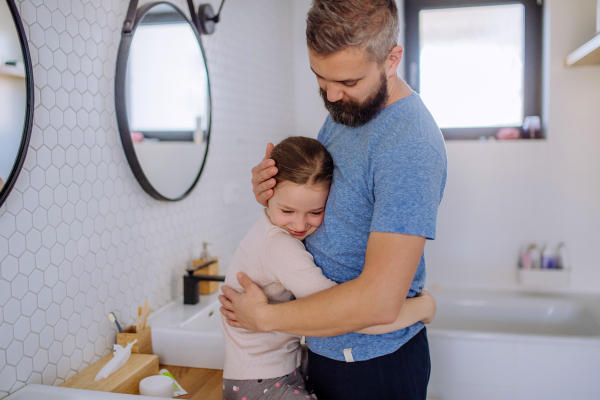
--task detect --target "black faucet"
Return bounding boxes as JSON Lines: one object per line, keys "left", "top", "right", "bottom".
{"left": 183, "top": 260, "right": 226, "bottom": 305}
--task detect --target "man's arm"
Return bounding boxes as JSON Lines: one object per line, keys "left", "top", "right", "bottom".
{"left": 356, "top": 289, "right": 436, "bottom": 335}
{"left": 219, "top": 231, "right": 425, "bottom": 336}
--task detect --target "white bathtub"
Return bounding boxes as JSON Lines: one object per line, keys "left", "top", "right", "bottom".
{"left": 426, "top": 289, "right": 600, "bottom": 400}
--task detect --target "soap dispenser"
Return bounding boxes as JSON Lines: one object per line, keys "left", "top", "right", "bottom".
{"left": 193, "top": 242, "right": 220, "bottom": 294}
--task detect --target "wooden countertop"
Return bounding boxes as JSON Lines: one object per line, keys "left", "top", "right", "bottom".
{"left": 159, "top": 365, "right": 223, "bottom": 400}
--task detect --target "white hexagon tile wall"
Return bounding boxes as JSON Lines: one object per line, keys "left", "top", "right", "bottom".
{"left": 0, "top": 0, "right": 295, "bottom": 396}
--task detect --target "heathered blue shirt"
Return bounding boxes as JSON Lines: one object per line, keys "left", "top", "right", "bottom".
{"left": 304, "top": 93, "right": 447, "bottom": 362}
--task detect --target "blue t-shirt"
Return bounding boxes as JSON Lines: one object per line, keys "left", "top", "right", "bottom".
{"left": 305, "top": 93, "right": 447, "bottom": 362}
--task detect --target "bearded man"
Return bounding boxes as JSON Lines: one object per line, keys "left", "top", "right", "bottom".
{"left": 219, "top": 1, "right": 447, "bottom": 398}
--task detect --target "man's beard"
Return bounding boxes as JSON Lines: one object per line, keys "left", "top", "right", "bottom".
{"left": 320, "top": 72, "right": 389, "bottom": 128}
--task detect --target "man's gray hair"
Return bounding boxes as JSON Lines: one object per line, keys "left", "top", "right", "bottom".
{"left": 306, "top": 0, "right": 399, "bottom": 64}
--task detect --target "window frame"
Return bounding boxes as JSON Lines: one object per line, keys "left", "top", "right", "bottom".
{"left": 404, "top": 0, "right": 543, "bottom": 140}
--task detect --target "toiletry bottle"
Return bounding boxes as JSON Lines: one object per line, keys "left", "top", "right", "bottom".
{"left": 541, "top": 244, "right": 557, "bottom": 269}
{"left": 192, "top": 242, "right": 220, "bottom": 294}
{"left": 557, "top": 242, "right": 570, "bottom": 270}
{"left": 520, "top": 245, "right": 532, "bottom": 269}
{"left": 529, "top": 244, "right": 541, "bottom": 269}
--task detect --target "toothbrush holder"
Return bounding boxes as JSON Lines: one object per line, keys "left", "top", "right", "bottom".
{"left": 116, "top": 325, "right": 153, "bottom": 355}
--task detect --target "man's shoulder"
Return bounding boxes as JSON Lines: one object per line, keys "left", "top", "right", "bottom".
{"left": 377, "top": 94, "right": 446, "bottom": 164}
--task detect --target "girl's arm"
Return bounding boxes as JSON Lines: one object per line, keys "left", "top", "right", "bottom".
{"left": 355, "top": 290, "right": 436, "bottom": 335}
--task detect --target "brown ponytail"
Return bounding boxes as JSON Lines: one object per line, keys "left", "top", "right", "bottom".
{"left": 269, "top": 136, "right": 333, "bottom": 187}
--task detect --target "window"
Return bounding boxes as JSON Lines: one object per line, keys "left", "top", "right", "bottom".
{"left": 404, "top": 0, "right": 543, "bottom": 140}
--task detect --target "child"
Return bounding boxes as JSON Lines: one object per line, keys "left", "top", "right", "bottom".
{"left": 221, "top": 136, "right": 436, "bottom": 399}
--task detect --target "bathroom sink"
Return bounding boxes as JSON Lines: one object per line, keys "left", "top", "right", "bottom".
{"left": 149, "top": 286, "right": 225, "bottom": 370}
{"left": 3, "top": 384, "right": 171, "bottom": 399}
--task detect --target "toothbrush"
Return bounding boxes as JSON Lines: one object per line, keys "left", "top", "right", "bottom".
{"left": 108, "top": 312, "right": 124, "bottom": 333}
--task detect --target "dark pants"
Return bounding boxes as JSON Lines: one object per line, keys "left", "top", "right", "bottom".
{"left": 306, "top": 327, "right": 431, "bottom": 400}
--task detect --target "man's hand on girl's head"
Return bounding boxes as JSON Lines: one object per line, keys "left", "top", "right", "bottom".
{"left": 251, "top": 143, "right": 278, "bottom": 207}
{"left": 219, "top": 272, "right": 272, "bottom": 332}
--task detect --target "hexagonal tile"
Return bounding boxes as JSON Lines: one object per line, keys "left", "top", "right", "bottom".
{"left": 11, "top": 274, "right": 28, "bottom": 300}
{"left": 50, "top": 243, "right": 65, "bottom": 266}
{"left": 60, "top": 297, "right": 73, "bottom": 320}
{"left": 75, "top": 327, "right": 87, "bottom": 349}
{"left": 30, "top": 310, "right": 46, "bottom": 334}
{"left": 3, "top": 298, "right": 20, "bottom": 325}
{"left": 13, "top": 315, "right": 31, "bottom": 341}
{"left": 23, "top": 333, "right": 40, "bottom": 359}
{"left": 48, "top": 341, "right": 62, "bottom": 365}
{"left": 17, "top": 254, "right": 34, "bottom": 281}
{"left": 0, "top": 237, "right": 8, "bottom": 261}
{"left": 47, "top": 67, "right": 62, "bottom": 91}
{"left": 16, "top": 356, "right": 33, "bottom": 382}
{"left": 5, "top": 191, "right": 23, "bottom": 216}
{"left": 8, "top": 233, "right": 26, "bottom": 257}
{"left": 52, "top": 147, "right": 66, "bottom": 168}
{"left": 61, "top": 334, "right": 75, "bottom": 357}
{"left": 1, "top": 255, "right": 18, "bottom": 282}
{"left": 22, "top": 189, "right": 40, "bottom": 212}
{"left": 52, "top": 281, "right": 67, "bottom": 305}
{"left": 0, "top": 365, "right": 16, "bottom": 392}
{"left": 21, "top": 292, "right": 38, "bottom": 318}
{"left": 0, "top": 323, "right": 14, "bottom": 350}
{"left": 41, "top": 363, "right": 56, "bottom": 385}
{"left": 6, "top": 340, "right": 24, "bottom": 366}
{"left": 37, "top": 187, "right": 53, "bottom": 210}
{"left": 37, "top": 287, "right": 52, "bottom": 311}
{"left": 39, "top": 325, "right": 54, "bottom": 350}
{"left": 35, "top": 247, "right": 51, "bottom": 272}
{"left": 33, "top": 348, "right": 48, "bottom": 374}
{"left": 45, "top": 27, "right": 60, "bottom": 52}
{"left": 16, "top": 210, "right": 33, "bottom": 234}
{"left": 28, "top": 270, "right": 44, "bottom": 294}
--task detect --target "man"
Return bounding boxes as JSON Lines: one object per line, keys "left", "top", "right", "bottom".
{"left": 219, "top": 1, "right": 447, "bottom": 398}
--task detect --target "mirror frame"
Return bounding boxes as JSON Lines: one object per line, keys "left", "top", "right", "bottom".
{"left": 115, "top": 1, "right": 212, "bottom": 201}
{"left": 0, "top": 0, "right": 35, "bottom": 208}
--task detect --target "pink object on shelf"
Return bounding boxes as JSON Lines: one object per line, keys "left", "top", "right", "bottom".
{"left": 496, "top": 127, "right": 521, "bottom": 140}
{"left": 131, "top": 131, "right": 144, "bottom": 142}
{"left": 521, "top": 251, "right": 532, "bottom": 269}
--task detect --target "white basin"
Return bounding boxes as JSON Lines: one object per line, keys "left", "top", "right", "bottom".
{"left": 3, "top": 384, "right": 172, "bottom": 399}
{"left": 149, "top": 287, "right": 225, "bottom": 370}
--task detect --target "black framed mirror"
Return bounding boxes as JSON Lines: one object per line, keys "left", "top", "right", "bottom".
{"left": 0, "top": 0, "right": 34, "bottom": 208}
{"left": 115, "top": 1, "right": 212, "bottom": 201}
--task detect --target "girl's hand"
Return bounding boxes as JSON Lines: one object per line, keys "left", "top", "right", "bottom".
{"left": 219, "top": 272, "right": 271, "bottom": 332}
{"left": 416, "top": 289, "right": 437, "bottom": 324}
{"left": 251, "top": 143, "right": 278, "bottom": 207}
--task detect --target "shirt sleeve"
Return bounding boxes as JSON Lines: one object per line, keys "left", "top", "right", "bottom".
{"left": 260, "top": 231, "right": 337, "bottom": 299}
{"left": 370, "top": 142, "right": 446, "bottom": 240}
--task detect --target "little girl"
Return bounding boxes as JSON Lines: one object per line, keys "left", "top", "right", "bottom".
{"left": 221, "top": 136, "right": 436, "bottom": 399}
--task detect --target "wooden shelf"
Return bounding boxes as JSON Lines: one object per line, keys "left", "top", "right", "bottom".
{"left": 0, "top": 64, "right": 25, "bottom": 79}
{"left": 565, "top": 33, "right": 600, "bottom": 67}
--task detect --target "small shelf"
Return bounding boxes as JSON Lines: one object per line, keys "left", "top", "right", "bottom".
{"left": 0, "top": 64, "right": 25, "bottom": 79}
{"left": 565, "top": 33, "right": 600, "bottom": 67}
{"left": 517, "top": 268, "right": 571, "bottom": 288}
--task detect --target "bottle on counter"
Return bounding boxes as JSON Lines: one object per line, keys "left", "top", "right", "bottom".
{"left": 192, "top": 242, "right": 220, "bottom": 295}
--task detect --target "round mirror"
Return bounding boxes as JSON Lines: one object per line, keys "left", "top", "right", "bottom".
{"left": 116, "top": 2, "right": 211, "bottom": 201}
{"left": 0, "top": 0, "right": 34, "bottom": 208}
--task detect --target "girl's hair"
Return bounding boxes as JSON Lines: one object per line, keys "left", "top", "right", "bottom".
{"left": 269, "top": 136, "right": 333, "bottom": 187}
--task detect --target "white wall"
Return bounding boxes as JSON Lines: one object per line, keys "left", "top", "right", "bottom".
{"left": 426, "top": 0, "right": 600, "bottom": 293}
{"left": 292, "top": 0, "right": 600, "bottom": 293}
{"left": 293, "top": 0, "right": 327, "bottom": 138}
{"left": 0, "top": 0, "right": 294, "bottom": 396}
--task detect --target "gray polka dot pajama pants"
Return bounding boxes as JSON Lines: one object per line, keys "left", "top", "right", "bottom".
{"left": 222, "top": 368, "right": 316, "bottom": 399}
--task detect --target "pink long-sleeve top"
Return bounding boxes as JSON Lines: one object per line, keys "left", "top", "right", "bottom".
{"left": 221, "top": 210, "right": 336, "bottom": 380}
